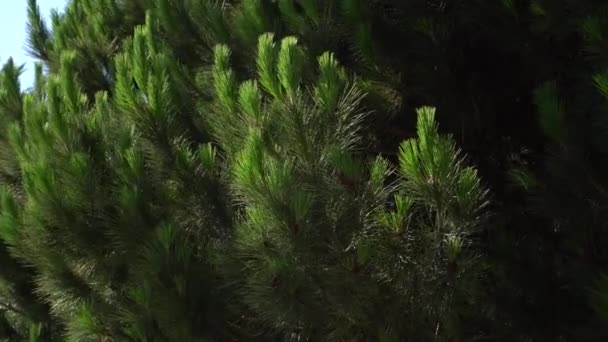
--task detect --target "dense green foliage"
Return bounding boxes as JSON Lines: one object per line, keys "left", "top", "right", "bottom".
{"left": 0, "top": 0, "right": 607, "bottom": 340}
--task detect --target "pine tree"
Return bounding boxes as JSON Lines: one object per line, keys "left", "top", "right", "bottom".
{"left": 0, "top": 58, "right": 58, "bottom": 342}
{"left": 494, "top": 2, "right": 608, "bottom": 340}
{"left": 208, "top": 34, "right": 489, "bottom": 340}
{"left": 1, "top": 0, "right": 608, "bottom": 341}
{"left": 0, "top": 1, "right": 495, "bottom": 339}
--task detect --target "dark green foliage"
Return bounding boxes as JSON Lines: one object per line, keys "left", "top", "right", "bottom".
{"left": 0, "top": 0, "right": 607, "bottom": 341}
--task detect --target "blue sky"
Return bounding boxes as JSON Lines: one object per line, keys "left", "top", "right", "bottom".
{"left": 0, "top": 0, "right": 68, "bottom": 89}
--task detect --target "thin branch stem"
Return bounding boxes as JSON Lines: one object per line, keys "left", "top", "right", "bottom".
{"left": 0, "top": 301, "right": 27, "bottom": 317}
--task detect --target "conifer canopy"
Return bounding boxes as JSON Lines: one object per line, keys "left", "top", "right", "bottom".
{"left": 0, "top": 0, "right": 607, "bottom": 341}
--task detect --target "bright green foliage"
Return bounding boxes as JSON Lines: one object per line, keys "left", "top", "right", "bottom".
{"left": 0, "top": 9, "right": 229, "bottom": 341}
{"left": 0, "top": 7, "right": 490, "bottom": 338}
{"left": 213, "top": 41, "right": 488, "bottom": 337}
{"left": 1, "top": 0, "right": 608, "bottom": 341}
